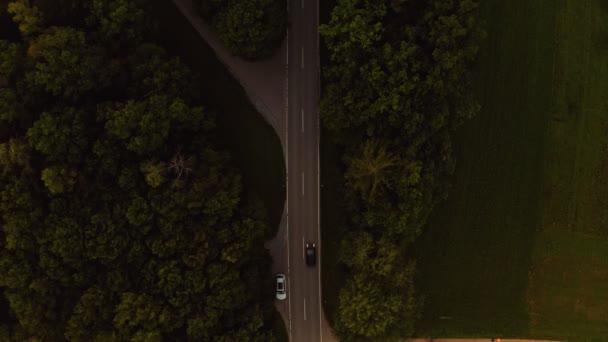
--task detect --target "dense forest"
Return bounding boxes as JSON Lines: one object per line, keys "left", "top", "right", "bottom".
{"left": 0, "top": 0, "right": 279, "bottom": 340}
{"left": 194, "top": 0, "right": 287, "bottom": 60}
{"left": 320, "top": 0, "right": 482, "bottom": 340}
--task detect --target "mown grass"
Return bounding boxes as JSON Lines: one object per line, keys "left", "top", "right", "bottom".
{"left": 149, "top": 1, "right": 285, "bottom": 233}
{"left": 525, "top": 1, "right": 608, "bottom": 340}
{"left": 271, "top": 309, "right": 289, "bottom": 342}
{"left": 320, "top": 126, "right": 348, "bottom": 327}
{"left": 414, "top": 0, "right": 608, "bottom": 339}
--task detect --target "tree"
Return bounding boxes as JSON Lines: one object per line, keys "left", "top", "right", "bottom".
{"left": 321, "top": 0, "right": 481, "bottom": 340}
{"left": 0, "top": 137, "right": 31, "bottom": 174}
{"left": 0, "top": 1, "right": 279, "bottom": 339}
{"left": 345, "top": 139, "right": 398, "bottom": 200}
{"left": 339, "top": 231, "right": 399, "bottom": 276}
{"left": 26, "top": 108, "right": 88, "bottom": 162}
{"left": 187, "top": 316, "right": 212, "bottom": 341}
{"left": 125, "top": 194, "right": 153, "bottom": 228}
{"left": 0, "top": 88, "right": 19, "bottom": 123}
{"left": 139, "top": 160, "right": 166, "bottom": 188}
{"left": 319, "top": 0, "right": 386, "bottom": 65}
{"left": 208, "top": 0, "right": 286, "bottom": 60}
{"left": 193, "top": 0, "right": 225, "bottom": 19}
{"left": 127, "top": 44, "right": 199, "bottom": 102}
{"left": 25, "top": 26, "right": 106, "bottom": 99}
{"left": 87, "top": 0, "right": 148, "bottom": 44}
{"left": 41, "top": 166, "right": 77, "bottom": 194}
{"left": 335, "top": 272, "right": 401, "bottom": 339}
{"left": 7, "top": 0, "right": 44, "bottom": 39}
{"left": 102, "top": 97, "right": 170, "bottom": 155}
{"left": 167, "top": 148, "right": 194, "bottom": 181}
{"left": 0, "top": 177, "right": 42, "bottom": 252}
{"left": 0, "top": 40, "right": 22, "bottom": 79}
{"left": 90, "top": 138, "right": 122, "bottom": 176}
{"left": 64, "top": 287, "right": 115, "bottom": 342}
{"left": 335, "top": 261, "right": 419, "bottom": 340}
{"left": 102, "top": 95, "right": 207, "bottom": 156}
{"left": 31, "top": 0, "right": 89, "bottom": 27}
{"left": 112, "top": 293, "right": 169, "bottom": 340}
{"left": 215, "top": 305, "right": 274, "bottom": 342}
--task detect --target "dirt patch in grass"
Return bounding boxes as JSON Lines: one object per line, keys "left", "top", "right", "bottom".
{"left": 527, "top": 254, "right": 608, "bottom": 339}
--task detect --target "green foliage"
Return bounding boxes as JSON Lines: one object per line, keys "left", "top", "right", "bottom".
{"left": 335, "top": 261, "right": 419, "bottom": 341}
{"left": 197, "top": 0, "right": 286, "bottom": 60}
{"left": 102, "top": 95, "right": 208, "bottom": 155}
{"left": 139, "top": 160, "right": 166, "bottom": 188}
{"left": 87, "top": 0, "right": 147, "bottom": 44}
{"left": 128, "top": 44, "right": 200, "bottom": 101}
{"left": 25, "top": 26, "right": 106, "bottom": 99}
{"left": 0, "top": 1, "right": 280, "bottom": 340}
{"left": 345, "top": 139, "right": 398, "bottom": 200}
{"left": 64, "top": 287, "right": 115, "bottom": 342}
{"left": 90, "top": 138, "right": 121, "bottom": 176}
{"left": 0, "top": 40, "right": 22, "bottom": 78}
{"left": 193, "top": 0, "right": 224, "bottom": 19}
{"left": 26, "top": 109, "right": 88, "bottom": 162}
{"left": 336, "top": 273, "right": 400, "bottom": 339}
{"left": 321, "top": 0, "right": 481, "bottom": 339}
{"left": 186, "top": 316, "right": 210, "bottom": 340}
{"left": 320, "top": 0, "right": 386, "bottom": 65}
{"left": 0, "top": 88, "right": 19, "bottom": 123}
{"left": 0, "top": 326, "right": 10, "bottom": 341}
{"left": 41, "top": 166, "right": 77, "bottom": 194}
{"left": 335, "top": 232, "right": 419, "bottom": 340}
{"left": 7, "top": 0, "right": 44, "bottom": 39}
{"left": 0, "top": 40, "right": 22, "bottom": 122}
{"left": 0, "top": 177, "right": 42, "bottom": 252}
{"left": 113, "top": 293, "right": 169, "bottom": 339}
{"left": 30, "top": 0, "right": 89, "bottom": 28}
{"left": 126, "top": 194, "right": 153, "bottom": 227}
{"left": 0, "top": 137, "right": 31, "bottom": 174}
{"left": 339, "top": 231, "right": 397, "bottom": 277}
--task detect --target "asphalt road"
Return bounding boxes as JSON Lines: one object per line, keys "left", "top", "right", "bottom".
{"left": 285, "top": 0, "right": 322, "bottom": 340}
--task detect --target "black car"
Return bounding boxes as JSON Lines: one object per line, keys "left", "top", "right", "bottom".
{"left": 305, "top": 242, "right": 316, "bottom": 266}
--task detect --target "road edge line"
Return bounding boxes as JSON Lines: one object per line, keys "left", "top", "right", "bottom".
{"left": 316, "top": 0, "right": 322, "bottom": 340}
{"left": 285, "top": 6, "right": 292, "bottom": 340}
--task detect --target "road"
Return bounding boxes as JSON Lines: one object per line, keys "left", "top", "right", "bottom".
{"left": 285, "top": 0, "right": 322, "bottom": 340}
{"left": 170, "top": 0, "right": 327, "bottom": 339}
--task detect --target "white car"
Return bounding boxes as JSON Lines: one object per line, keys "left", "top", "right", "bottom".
{"left": 276, "top": 273, "right": 286, "bottom": 300}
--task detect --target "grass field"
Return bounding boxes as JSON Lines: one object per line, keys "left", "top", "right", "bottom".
{"left": 413, "top": 0, "right": 608, "bottom": 340}
{"left": 318, "top": 0, "right": 346, "bottom": 328}
{"left": 320, "top": 126, "right": 348, "bottom": 326}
